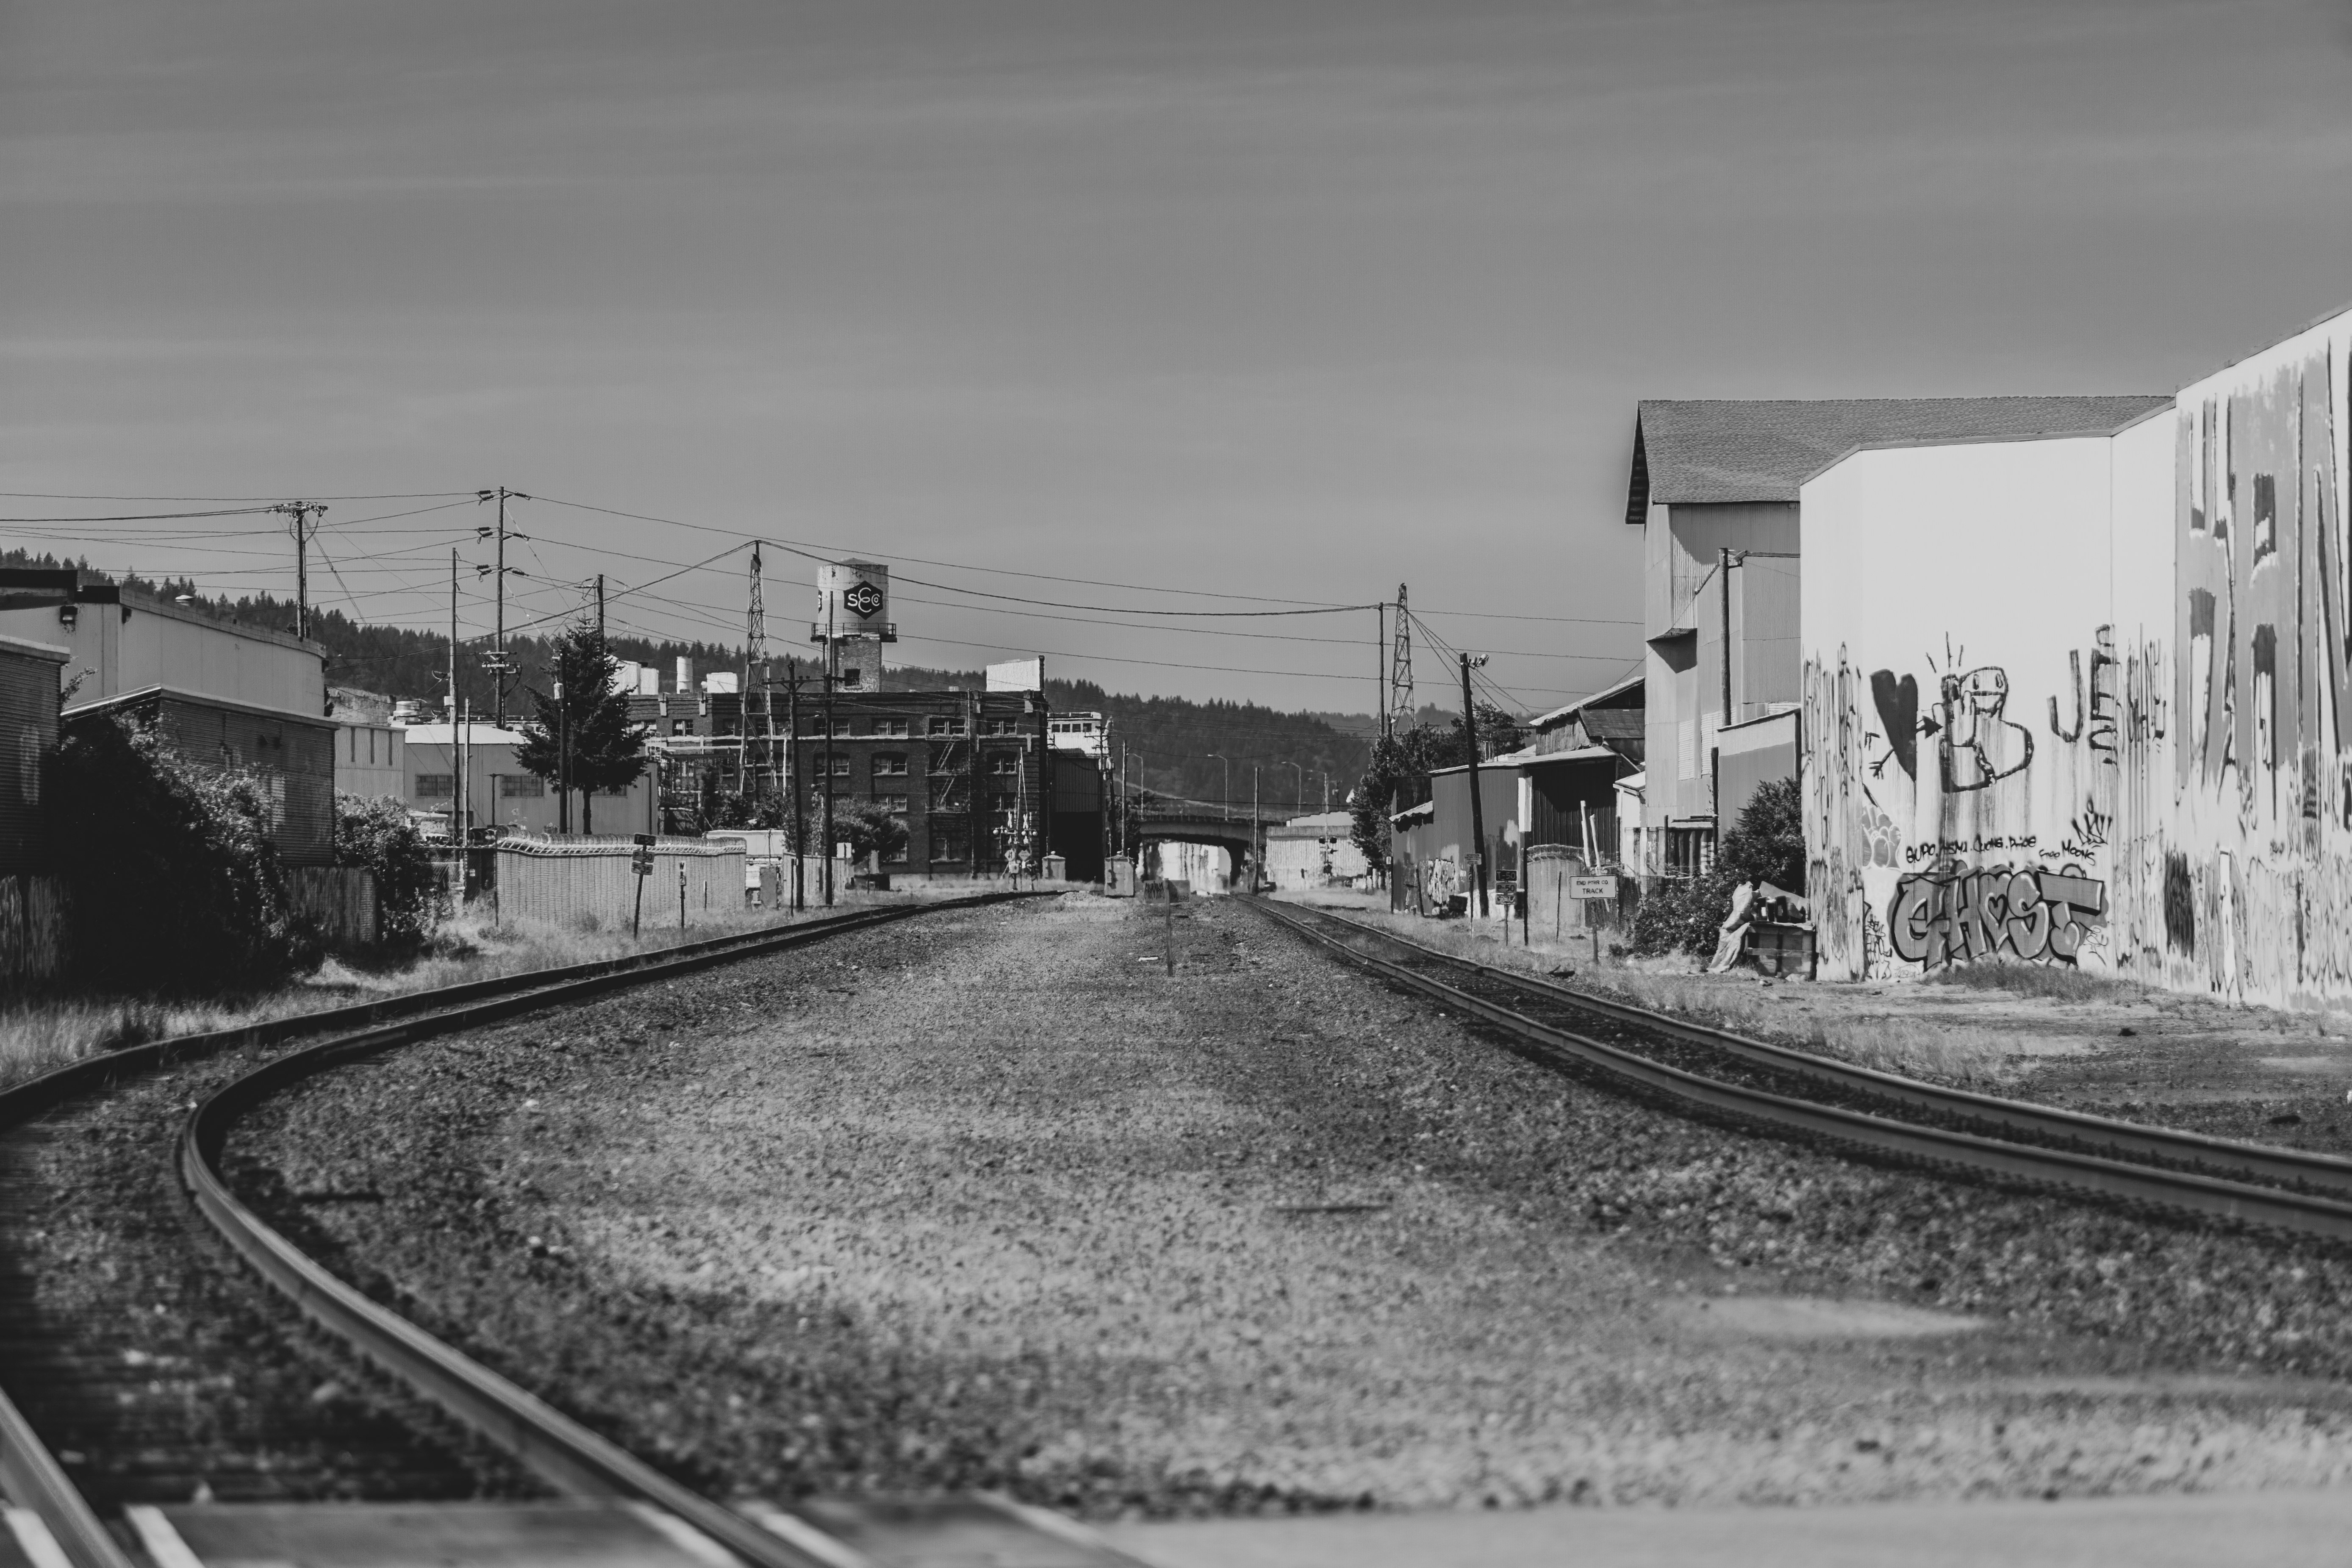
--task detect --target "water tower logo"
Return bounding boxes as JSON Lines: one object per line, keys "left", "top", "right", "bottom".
{"left": 843, "top": 578, "right": 884, "bottom": 619}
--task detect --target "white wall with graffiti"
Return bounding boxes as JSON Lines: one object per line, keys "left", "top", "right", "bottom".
{"left": 1800, "top": 417, "right": 2176, "bottom": 990}
{"left": 1801, "top": 305, "right": 2352, "bottom": 1009}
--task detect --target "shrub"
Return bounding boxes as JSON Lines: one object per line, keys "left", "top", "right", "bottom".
{"left": 1625, "top": 778, "right": 1808, "bottom": 958}
{"left": 1628, "top": 870, "right": 1736, "bottom": 957}
{"left": 803, "top": 796, "right": 910, "bottom": 866}
{"left": 50, "top": 716, "right": 321, "bottom": 993}
{"left": 334, "top": 793, "right": 444, "bottom": 950}
{"left": 1716, "top": 776, "right": 1805, "bottom": 892}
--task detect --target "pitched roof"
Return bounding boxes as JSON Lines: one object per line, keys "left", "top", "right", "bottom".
{"left": 1577, "top": 708, "right": 1644, "bottom": 741}
{"left": 1531, "top": 669, "right": 1644, "bottom": 731}
{"left": 1624, "top": 396, "right": 2172, "bottom": 522}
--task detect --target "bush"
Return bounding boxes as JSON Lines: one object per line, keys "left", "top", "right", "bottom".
{"left": 1628, "top": 870, "right": 1736, "bottom": 957}
{"left": 334, "top": 793, "right": 444, "bottom": 949}
{"left": 1624, "top": 777, "right": 1808, "bottom": 958}
{"left": 50, "top": 716, "right": 322, "bottom": 993}
{"left": 1716, "top": 776, "right": 1804, "bottom": 892}
{"left": 804, "top": 796, "right": 910, "bottom": 866}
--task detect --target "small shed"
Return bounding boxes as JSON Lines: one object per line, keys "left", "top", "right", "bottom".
{"left": 0, "top": 634, "right": 69, "bottom": 874}
{"left": 62, "top": 684, "right": 338, "bottom": 866}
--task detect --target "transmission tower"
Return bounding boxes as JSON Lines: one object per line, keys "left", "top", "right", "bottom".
{"left": 1388, "top": 583, "right": 1415, "bottom": 733}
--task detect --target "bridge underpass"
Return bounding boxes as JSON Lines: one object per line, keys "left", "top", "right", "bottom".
{"left": 1132, "top": 813, "right": 1280, "bottom": 892}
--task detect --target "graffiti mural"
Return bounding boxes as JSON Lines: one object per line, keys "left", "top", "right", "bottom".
{"left": 1936, "top": 666, "right": 2033, "bottom": 791}
{"left": 1886, "top": 863, "right": 2108, "bottom": 969}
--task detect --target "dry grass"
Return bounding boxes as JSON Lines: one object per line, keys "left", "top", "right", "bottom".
{"left": 1330, "top": 909, "right": 2016, "bottom": 1087}
{"left": 0, "top": 887, "right": 934, "bottom": 1095}
{"left": 1922, "top": 960, "right": 2143, "bottom": 1005}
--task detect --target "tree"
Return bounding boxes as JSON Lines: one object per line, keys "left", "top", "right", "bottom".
{"left": 803, "top": 796, "right": 909, "bottom": 866}
{"left": 1348, "top": 724, "right": 1470, "bottom": 873}
{"left": 515, "top": 619, "right": 651, "bottom": 835}
{"left": 1716, "top": 777, "right": 1805, "bottom": 892}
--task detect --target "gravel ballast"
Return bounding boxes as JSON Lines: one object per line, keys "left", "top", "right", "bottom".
{"left": 232, "top": 894, "right": 2352, "bottom": 1517}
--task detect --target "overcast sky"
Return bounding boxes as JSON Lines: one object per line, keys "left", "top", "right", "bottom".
{"left": 8, "top": 0, "right": 2352, "bottom": 716}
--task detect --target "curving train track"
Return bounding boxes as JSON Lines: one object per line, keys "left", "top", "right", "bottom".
{"left": 1250, "top": 899, "right": 2352, "bottom": 1244}
{"left": 1, "top": 891, "right": 1142, "bottom": 1568}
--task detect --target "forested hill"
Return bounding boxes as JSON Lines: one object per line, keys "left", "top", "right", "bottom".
{"left": 9, "top": 552, "right": 1374, "bottom": 819}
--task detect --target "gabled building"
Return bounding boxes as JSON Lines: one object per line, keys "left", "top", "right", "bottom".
{"left": 1625, "top": 396, "right": 2171, "bottom": 872}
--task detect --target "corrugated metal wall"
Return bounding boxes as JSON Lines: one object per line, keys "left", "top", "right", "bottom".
{"left": 495, "top": 841, "right": 746, "bottom": 929}
{"left": 145, "top": 695, "right": 336, "bottom": 867}
{"left": 0, "top": 648, "right": 61, "bottom": 875}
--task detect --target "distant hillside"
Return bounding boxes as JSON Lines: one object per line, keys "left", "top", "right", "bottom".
{"left": 10, "top": 552, "right": 1370, "bottom": 817}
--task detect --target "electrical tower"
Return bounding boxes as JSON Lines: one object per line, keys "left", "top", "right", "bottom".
{"left": 1388, "top": 583, "right": 1415, "bottom": 734}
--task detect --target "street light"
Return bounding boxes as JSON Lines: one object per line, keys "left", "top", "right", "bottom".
{"left": 1206, "top": 752, "right": 1231, "bottom": 820}
{"left": 1279, "top": 759, "right": 1306, "bottom": 816}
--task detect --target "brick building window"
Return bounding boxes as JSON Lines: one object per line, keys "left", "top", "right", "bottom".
{"left": 926, "top": 715, "right": 966, "bottom": 737}
{"left": 930, "top": 830, "right": 965, "bottom": 862}
{"left": 872, "top": 718, "right": 910, "bottom": 738}
{"left": 875, "top": 794, "right": 911, "bottom": 815}
{"left": 987, "top": 754, "right": 1018, "bottom": 776}
{"left": 873, "top": 753, "right": 909, "bottom": 776}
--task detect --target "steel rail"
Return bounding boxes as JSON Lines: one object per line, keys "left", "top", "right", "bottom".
{"left": 0, "top": 891, "right": 1044, "bottom": 1568}
{"left": 1285, "top": 907, "right": 2352, "bottom": 1201}
{"left": 1251, "top": 900, "right": 2352, "bottom": 1244}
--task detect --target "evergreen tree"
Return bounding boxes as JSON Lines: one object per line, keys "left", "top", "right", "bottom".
{"left": 514, "top": 620, "right": 650, "bottom": 835}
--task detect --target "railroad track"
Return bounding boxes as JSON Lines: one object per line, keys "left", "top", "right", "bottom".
{"left": 1250, "top": 899, "right": 2352, "bottom": 1246}
{"left": 2, "top": 891, "right": 1144, "bottom": 1568}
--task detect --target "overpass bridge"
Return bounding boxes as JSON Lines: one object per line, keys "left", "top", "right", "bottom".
{"left": 1130, "top": 811, "right": 1287, "bottom": 877}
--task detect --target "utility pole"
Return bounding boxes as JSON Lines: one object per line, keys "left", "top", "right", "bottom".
{"left": 477, "top": 488, "right": 529, "bottom": 726}
{"left": 1377, "top": 601, "right": 1388, "bottom": 741}
{"left": 556, "top": 676, "right": 569, "bottom": 834}
{"left": 1461, "top": 651, "right": 1490, "bottom": 919}
{"left": 596, "top": 572, "right": 605, "bottom": 638}
{"left": 275, "top": 502, "right": 326, "bottom": 639}
{"left": 786, "top": 659, "right": 804, "bottom": 911}
{"left": 1717, "top": 546, "right": 1741, "bottom": 829}
{"left": 1251, "top": 764, "right": 1261, "bottom": 893}
{"left": 448, "top": 549, "right": 460, "bottom": 845}
{"left": 745, "top": 544, "right": 765, "bottom": 798}
{"left": 821, "top": 592, "right": 836, "bottom": 907}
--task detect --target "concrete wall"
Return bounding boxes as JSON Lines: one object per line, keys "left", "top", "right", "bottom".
{"left": 1801, "top": 432, "right": 2129, "bottom": 985}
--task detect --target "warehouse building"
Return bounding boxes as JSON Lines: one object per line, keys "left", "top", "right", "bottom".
{"left": 1625, "top": 397, "right": 2168, "bottom": 873}
{"left": 0, "top": 635, "right": 69, "bottom": 874}
{"left": 1798, "top": 302, "right": 2352, "bottom": 1007}
{"left": 61, "top": 685, "right": 339, "bottom": 866}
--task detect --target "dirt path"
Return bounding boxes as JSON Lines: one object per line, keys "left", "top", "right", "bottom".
{"left": 239, "top": 894, "right": 2352, "bottom": 1518}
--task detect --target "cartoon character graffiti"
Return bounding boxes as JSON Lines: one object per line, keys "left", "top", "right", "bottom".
{"left": 1867, "top": 662, "right": 2033, "bottom": 794}
{"left": 1936, "top": 666, "right": 2033, "bottom": 793}
{"left": 1886, "top": 862, "right": 2108, "bottom": 969}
